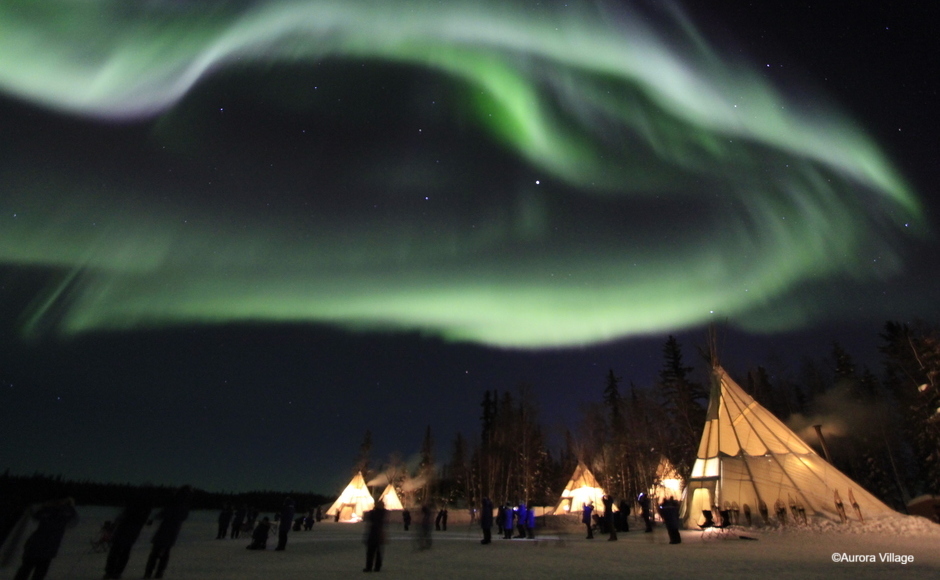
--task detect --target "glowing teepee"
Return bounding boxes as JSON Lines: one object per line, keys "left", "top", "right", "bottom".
{"left": 554, "top": 462, "right": 606, "bottom": 515}
{"left": 649, "top": 456, "right": 684, "bottom": 505}
{"left": 378, "top": 483, "right": 404, "bottom": 510}
{"left": 681, "top": 366, "right": 895, "bottom": 527}
{"left": 325, "top": 472, "right": 375, "bottom": 522}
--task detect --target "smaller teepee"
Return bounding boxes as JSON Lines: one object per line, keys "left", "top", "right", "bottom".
{"left": 649, "top": 456, "right": 684, "bottom": 505}
{"left": 378, "top": 484, "right": 404, "bottom": 510}
{"left": 554, "top": 462, "right": 606, "bottom": 515}
{"left": 325, "top": 472, "right": 375, "bottom": 522}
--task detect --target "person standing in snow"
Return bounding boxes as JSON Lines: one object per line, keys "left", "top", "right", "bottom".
{"left": 246, "top": 517, "right": 270, "bottom": 550}
{"left": 525, "top": 502, "right": 536, "bottom": 539}
{"left": 275, "top": 497, "right": 295, "bottom": 551}
{"left": 502, "top": 504, "right": 513, "bottom": 539}
{"left": 514, "top": 502, "right": 527, "bottom": 538}
{"left": 480, "top": 498, "right": 493, "bottom": 545}
{"left": 13, "top": 497, "right": 78, "bottom": 580}
{"left": 104, "top": 491, "right": 152, "bottom": 580}
{"left": 582, "top": 502, "right": 594, "bottom": 539}
{"left": 363, "top": 499, "right": 387, "bottom": 572}
{"left": 638, "top": 493, "right": 653, "bottom": 532}
{"left": 659, "top": 498, "right": 681, "bottom": 544}
{"left": 602, "top": 494, "right": 617, "bottom": 541}
{"left": 401, "top": 508, "right": 411, "bottom": 531}
{"left": 416, "top": 504, "right": 433, "bottom": 550}
{"left": 216, "top": 503, "right": 233, "bottom": 539}
{"left": 230, "top": 504, "right": 247, "bottom": 539}
{"left": 617, "top": 498, "right": 631, "bottom": 532}
{"left": 144, "top": 485, "right": 192, "bottom": 579}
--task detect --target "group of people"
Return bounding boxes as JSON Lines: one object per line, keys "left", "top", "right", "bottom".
{"left": 244, "top": 496, "right": 297, "bottom": 551}
{"left": 5, "top": 485, "right": 193, "bottom": 580}
{"left": 579, "top": 492, "right": 681, "bottom": 544}
{"left": 5, "top": 490, "right": 683, "bottom": 579}
{"left": 578, "top": 492, "right": 680, "bottom": 544}
{"left": 488, "top": 500, "right": 537, "bottom": 541}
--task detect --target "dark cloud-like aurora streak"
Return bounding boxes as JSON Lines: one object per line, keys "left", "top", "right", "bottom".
{"left": 0, "top": 0, "right": 922, "bottom": 347}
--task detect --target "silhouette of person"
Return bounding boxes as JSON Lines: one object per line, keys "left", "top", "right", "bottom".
{"left": 216, "top": 503, "right": 233, "bottom": 539}
{"left": 144, "top": 485, "right": 192, "bottom": 579}
{"left": 417, "top": 504, "right": 433, "bottom": 550}
{"left": 603, "top": 494, "right": 617, "bottom": 541}
{"left": 617, "top": 498, "right": 631, "bottom": 532}
{"left": 638, "top": 493, "right": 653, "bottom": 532}
{"left": 401, "top": 508, "right": 411, "bottom": 531}
{"left": 0, "top": 493, "right": 26, "bottom": 559}
{"left": 13, "top": 497, "right": 78, "bottom": 580}
{"left": 659, "top": 497, "right": 681, "bottom": 544}
{"left": 304, "top": 509, "right": 314, "bottom": 530}
{"left": 363, "top": 499, "right": 387, "bottom": 572}
{"left": 246, "top": 517, "right": 270, "bottom": 550}
{"left": 480, "top": 497, "right": 493, "bottom": 544}
{"left": 275, "top": 497, "right": 295, "bottom": 551}
{"left": 230, "top": 504, "right": 247, "bottom": 539}
{"left": 104, "top": 491, "right": 152, "bottom": 579}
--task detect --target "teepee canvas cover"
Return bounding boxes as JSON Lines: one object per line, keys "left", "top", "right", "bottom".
{"left": 325, "top": 472, "right": 375, "bottom": 522}
{"left": 650, "top": 456, "right": 684, "bottom": 505}
{"left": 554, "top": 462, "right": 606, "bottom": 514}
{"left": 681, "top": 366, "right": 894, "bottom": 527}
{"left": 378, "top": 483, "right": 404, "bottom": 510}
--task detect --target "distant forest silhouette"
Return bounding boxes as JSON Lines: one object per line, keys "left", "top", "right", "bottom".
{"left": 0, "top": 471, "right": 332, "bottom": 512}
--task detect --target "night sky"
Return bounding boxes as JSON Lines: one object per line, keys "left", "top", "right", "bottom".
{"left": 1, "top": 1, "right": 937, "bottom": 495}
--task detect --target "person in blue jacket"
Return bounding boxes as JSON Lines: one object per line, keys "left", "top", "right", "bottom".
{"left": 582, "top": 502, "right": 594, "bottom": 539}
{"left": 514, "top": 502, "right": 527, "bottom": 538}
{"left": 502, "top": 504, "right": 513, "bottom": 539}
{"left": 13, "top": 498, "right": 78, "bottom": 580}
{"left": 525, "top": 502, "right": 536, "bottom": 539}
{"left": 480, "top": 498, "right": 493, "bottom": 544}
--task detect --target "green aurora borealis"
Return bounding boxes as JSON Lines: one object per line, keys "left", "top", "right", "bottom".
{"left": 0, "top": 0, "right": 923, "bottom": 348}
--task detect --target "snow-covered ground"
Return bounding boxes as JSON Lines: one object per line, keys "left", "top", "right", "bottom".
{"left": 2, "top": 506, "right": 938, "bottom": 579}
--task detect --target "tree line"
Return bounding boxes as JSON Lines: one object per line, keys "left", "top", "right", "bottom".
{"left": 0, "top": 471, "right": 331, "bottom": 513}
{"left": 354, "top": 321, "right": 939, "bottom": 514}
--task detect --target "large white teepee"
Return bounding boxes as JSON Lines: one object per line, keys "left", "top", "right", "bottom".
{"left": 325, "top": 472, "right": 375, "bottom": 522}
{"left": 554, "top": 462, "right": 606, "bottom": 515}
{"left": 681, "top": 366, "right": 895, "bottom": 527}
{"left": 378, "top": 483, "right": 404, "bottom": 511}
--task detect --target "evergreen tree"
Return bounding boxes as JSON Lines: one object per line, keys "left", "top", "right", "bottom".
{"left": 355, "top": 430, "right": 373, "bottom": 478}
{"left": 417, "top": 425, "right": 435, "bottom": 503}
{"left": 656, "top": 336, "right": 707, "bottom": 479}
{"left": 879, "top": 322, "right": 940, "bottom": 496}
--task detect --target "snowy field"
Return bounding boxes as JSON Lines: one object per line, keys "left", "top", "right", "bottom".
{"left": 2, "top": 506, "right": 939, "bottom": 579}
